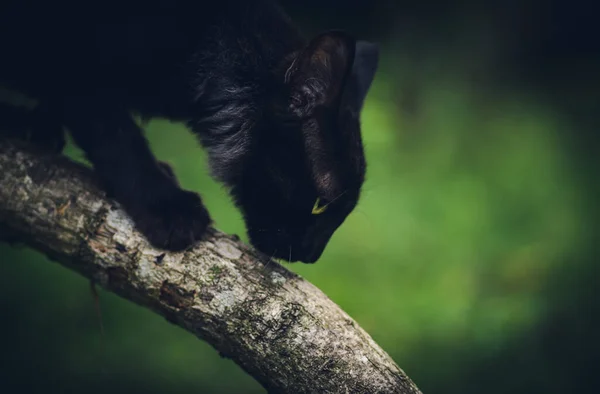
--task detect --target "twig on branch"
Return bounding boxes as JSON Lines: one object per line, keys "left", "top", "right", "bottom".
{"left": 0, "top": 140, "right": 421, "bottom": 394}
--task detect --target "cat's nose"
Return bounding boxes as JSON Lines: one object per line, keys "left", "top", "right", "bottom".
{"left": 300, "top": 237, "right": 328, "bottom": 263}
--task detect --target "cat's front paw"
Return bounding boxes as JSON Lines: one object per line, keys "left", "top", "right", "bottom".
{"left": 132, "top": 189, "right": 212, "bottom": 251}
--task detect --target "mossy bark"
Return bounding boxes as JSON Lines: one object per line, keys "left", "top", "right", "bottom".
{"left": 0, "top": 140, "right": 421, "bottom": 394}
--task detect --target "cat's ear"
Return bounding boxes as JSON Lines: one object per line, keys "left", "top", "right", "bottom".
{"left": 351, "top": 41, "right": 379, "bottom": 109}
{"left": 285, "top": 31, "right": 356, "bottom": 116}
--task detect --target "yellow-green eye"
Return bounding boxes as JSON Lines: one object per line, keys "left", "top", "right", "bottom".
{"left": 311, "top": 197, "right": 328, "bottom": 215}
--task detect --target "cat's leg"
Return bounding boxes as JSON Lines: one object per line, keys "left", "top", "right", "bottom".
{"left": 62, "top": 100, "right": 211, "bottom": 251}
{"left": 0, "top": 101, "right": 65, "bottom": 153}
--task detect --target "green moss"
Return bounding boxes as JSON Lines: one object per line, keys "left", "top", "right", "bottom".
{"left": 207, "top": 264, "right": 225, "bottom": 283}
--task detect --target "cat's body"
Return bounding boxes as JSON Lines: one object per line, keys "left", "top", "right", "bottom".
{"left": 0, "top": 0, "right": 379, "bottom": 263}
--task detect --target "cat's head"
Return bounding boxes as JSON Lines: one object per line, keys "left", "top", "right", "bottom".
{"left": 235, "top": 31, "right": 379, "bottom": 263}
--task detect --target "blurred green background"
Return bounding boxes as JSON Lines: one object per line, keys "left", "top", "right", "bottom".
{"left": 2, "top": 0, "right": 599, "bottom": 393}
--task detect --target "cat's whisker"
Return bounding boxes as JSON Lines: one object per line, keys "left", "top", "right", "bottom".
{"left": 262, "top": 249, "right": 278, "bottom": 272}
{"left": 324, "top": 189, "right": 348, "bottom": 208}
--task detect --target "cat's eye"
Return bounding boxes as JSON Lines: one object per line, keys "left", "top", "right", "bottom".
{"left": 311, "top": 197, "right": 329, "bottom": 215}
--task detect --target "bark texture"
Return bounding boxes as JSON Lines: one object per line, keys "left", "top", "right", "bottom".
{"left": 0, "top": 140, "right": 421, "bottom": 394}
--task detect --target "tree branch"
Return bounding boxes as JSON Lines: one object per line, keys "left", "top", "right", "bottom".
{"left": 0, "top": 140, "right": 421, "bottom": 394}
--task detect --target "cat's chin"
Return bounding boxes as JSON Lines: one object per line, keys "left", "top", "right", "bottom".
{"left": 248, "top": 234, "right": 326, "bottom": 264}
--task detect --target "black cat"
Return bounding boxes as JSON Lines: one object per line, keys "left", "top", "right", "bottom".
{"left": 0, "top": 0, "right": 379, "bottom": 263}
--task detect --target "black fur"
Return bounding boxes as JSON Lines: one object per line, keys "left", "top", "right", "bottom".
{"left": 0, "top": 0, "right": 379, "bottom": 263}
